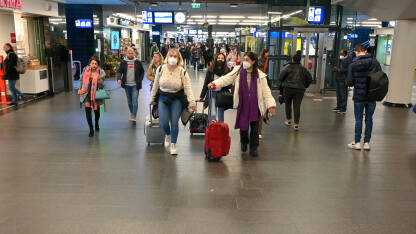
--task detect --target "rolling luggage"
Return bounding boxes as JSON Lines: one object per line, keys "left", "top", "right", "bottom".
{"left": 189, "top": 101, "right": 208, "bottom": 135}
{"left": 145, "top": 105, "right": 165, "bottom": 146}
{"left": 204, "top": 90, "right": 231, "bottom": 161}
{"left": 198, "top": 63, "right": 204, "bottom": 70}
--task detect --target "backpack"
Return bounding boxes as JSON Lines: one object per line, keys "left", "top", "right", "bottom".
{"left": 367, "top": 60, "right": 389, "bottom": 101}
{"left": 15, "top": 56, "right": 26, "bottom": 74}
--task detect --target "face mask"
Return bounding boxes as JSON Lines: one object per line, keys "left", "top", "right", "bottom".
{"left": 227, "top": 61, "right": 233, "bottom": 68}
{"left": 243, "top": 61, "right": 251, "bottom": 69}
{"left": 216, "top": 60, "right": 225, "bottom": 67}
{"left": 340, "top": 55, "right": 345, "bottom": 60}
{"left": 168, "top": 57, "right": 177, "bottom": 66}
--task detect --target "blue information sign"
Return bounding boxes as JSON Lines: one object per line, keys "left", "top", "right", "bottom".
{"left": 75, "top": 19, "right": 92, "bottom": 28}
{"left": 142, "top": 11, "right": 153, "bottom": 24}
{"left": 307, "top": 7, "right": 324, "bottom": 24}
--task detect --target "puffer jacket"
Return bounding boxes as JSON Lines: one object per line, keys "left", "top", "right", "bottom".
{"left": 212, "top": 66, "right": 276, "bottom": 116}
{"left": 348, "top": 54, "right": 381, "bottom": 102}
{"left": 4, "top": 51, "right": 19, "bottom": 81}
{"left": 278, "top": 62, "right": 312, "bottom": 90}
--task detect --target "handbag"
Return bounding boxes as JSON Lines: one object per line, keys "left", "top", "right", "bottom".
{"left": 216, "top": 90, "right": 233, "bottom": 110}
{"left": 95, "top": 89, "right": 111, "bottom": 100}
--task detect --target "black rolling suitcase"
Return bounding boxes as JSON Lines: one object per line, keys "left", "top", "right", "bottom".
{"left": 189, "top": 101, "right": 208, "bottom": 135}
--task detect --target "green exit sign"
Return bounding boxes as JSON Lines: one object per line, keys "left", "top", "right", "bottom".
{"left": 192, "top": 3, "right": 200, "bottom": 8}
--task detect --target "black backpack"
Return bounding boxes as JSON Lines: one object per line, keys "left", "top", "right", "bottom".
{"left": 367, "top": 61, "right": 389, "bottom": 101}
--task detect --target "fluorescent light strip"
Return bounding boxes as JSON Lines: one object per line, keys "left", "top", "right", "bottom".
{"left": 247, "top": 16, "right": 269, "bottom": 19}
{"left": 219, "top": 20, "right": 240, "bottom": 22}
{"left": 220, "top": 16, "right": 245, "bottom": 19}
{"left": 217, "top": 22, "right": 238, "bottom": 25}
{"left": 243, "top": 20, "right": 266, "bottom": 23}
{"left": 268, "top": 11, "right": 282, "bottom": 15}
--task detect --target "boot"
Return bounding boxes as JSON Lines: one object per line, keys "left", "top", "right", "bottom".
{"left": 85, "top": 107, "right": 94, "bottom": 137}
{"left": 94, "top": 107, "right": 100, "bottom": 132}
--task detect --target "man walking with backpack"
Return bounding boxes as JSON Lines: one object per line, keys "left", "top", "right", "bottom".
{"left": 347, "top": 45, "right": 382, "bottom": 150}
{"left": 3, "top": 43, "right": 26, "bottom": 106}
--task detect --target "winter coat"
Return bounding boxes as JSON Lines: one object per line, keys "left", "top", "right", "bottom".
{"left": 336, "top": 56, "right": 353, "bottom": 81}
{"left": 277, "top": 62, "right": 312, "bottom": 91}
{"left": 200, "top": 70, "right": 232, "bottom": 109}
{"left": 212, "top": 66, "right": 276, "bottom": 116}
{"left": 4, "top": 51, "right": 19, "bottom": 80}
{"left": 78, "top": 67, "right": 106, "bottom": 105}
{"left": 117, "top": 59, "right": 145, "bottom": 90}
{"left": 348, "top": 54, "right": 382, "bottom": 102}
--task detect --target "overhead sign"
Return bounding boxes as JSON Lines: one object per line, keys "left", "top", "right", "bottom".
{"left": 308, "top": 7, "right": 324, "bottom": 24}
{"left": 142, "top": 11, "right": 153, "bottom": 24}
{"left": 0, "top": 0, "right": 23, "bottom": 10}
{"left": 154, "top": 12, "right": 173, "bottom": 24}
{"left": 75, "top": 19, "right": 93, "bottom": 28}
{"left": 118, "top": 18, "right": 133, "bottom": 26}
{"left": 174, "top": 12, "right": 187, "bottom": 24}
{"left": 192, "top": 3, "right": 200, "bottom": 8}
{"left": 152, "top": 31, "right": 160, "bottom": 36}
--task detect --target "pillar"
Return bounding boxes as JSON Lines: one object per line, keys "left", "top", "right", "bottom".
{"left": 384, "top": 20, "right": 416, "bottom": 107}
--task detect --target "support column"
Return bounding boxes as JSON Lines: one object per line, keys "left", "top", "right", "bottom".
{"left": 384, "top": 20, "right": 416, "bottom": 107}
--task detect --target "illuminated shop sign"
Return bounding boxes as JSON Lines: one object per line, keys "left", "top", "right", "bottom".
{"left": 308, "top": 7, "right": 324, "bottom": 24}
{"left": 75, "top": 19, "right": 92, "bottom": 28}
{"left": 152, "top": 31, "right": 160, "bottom": 36}
{"left": 0, "top": 0, "right": 23, "bottom": 10}
{"left": 118, "top": 18, "right": 133, "bottom": 26}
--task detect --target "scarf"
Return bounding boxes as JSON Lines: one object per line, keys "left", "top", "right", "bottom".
{"left": 235, "top": 68, "right": 259, "bottom": 131}
{"left": 81, "top": 66, "right": 100, "bottom": 110}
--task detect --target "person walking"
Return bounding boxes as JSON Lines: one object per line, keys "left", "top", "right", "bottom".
{"left": 147, "top": 52, "right": 164, "bottom": 90}
{"left": 191, "top": 44, "right": 200, "bottom": 71}
{"left": 208, "top": 52, "right": 276, "bottom": 157}
{"left": 257, "top": 48, "right": 269, "bottom": 139}
{"left": 150, "top": 49, "right": 196, "bottom": 155}
{"left": 117, "top": 48, "right": 144, "bottom": 123}
{"left": 199, "top": 53, "right": 231, "bottom": 122}
{"left": 226, "top": 47, "right": 241, "bottom": 68}
{"left": 332, "top": 49, "right": 352, "bottom": 114}
{"left": 347, "top": 45, "right": 382, "bottom": 150}
{"left": 78, "top": 56, "right": 106, "bottom": 137}
{"left": 3, "top": 43, "right": 26, "bottom": 106}
{"left": 278, "top": 53, "right": 312, "bottom": 131}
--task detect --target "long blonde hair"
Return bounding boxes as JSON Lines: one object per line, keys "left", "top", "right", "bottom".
{"left": 164, "top": 48, "right": 184, "bottom": 67}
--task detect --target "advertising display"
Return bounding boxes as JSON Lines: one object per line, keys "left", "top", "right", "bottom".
{"left": 307, "top": 7, "right": 324, "bottom": 24}
{"left": 154, "top": 12, "right": 174, "bottom": 24}
{"left": 111, "top": 31, "right": 120, "bottom": 50}
{"left": 75, "top": 19, "right": 93, "bottom": 28}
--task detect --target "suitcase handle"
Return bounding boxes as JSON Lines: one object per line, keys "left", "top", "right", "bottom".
{"left": 208, "top": 89, "right": 213, "bottom": 121}
{"left": 149, "top": 104, "right": 154, "bottom": 124}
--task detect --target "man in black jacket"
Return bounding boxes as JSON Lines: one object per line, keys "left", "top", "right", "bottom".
{"left": 117, "top": 48, "right": 144, "bottom": 122}
{"left": 347, "top": 45, "right": 381, "bottom": 150}
{"left": 3, "top": 43, "right": 25, "bottom": 106}
{"left": 333, "top": 49, "right": 352, "bottom": 114}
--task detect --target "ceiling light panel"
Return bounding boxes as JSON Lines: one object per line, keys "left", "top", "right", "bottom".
{"left": 247, "top": 16, "right": 269, "bottom": 19}
{"left": 220, "top": 16, "right": 245, "bottom": 19}
{"left": 219, "top": 19, "right": 240, "bottom": 22}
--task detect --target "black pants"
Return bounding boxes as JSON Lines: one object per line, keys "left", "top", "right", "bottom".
{"left": 240, "top": 120, "right": 260, "bottom": 150}
{"left": 284, "top": 88, "right": 305, "bottom": 124}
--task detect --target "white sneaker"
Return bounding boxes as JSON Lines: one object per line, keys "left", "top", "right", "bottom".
{"left": 293, "top": 125, "right": 299, "bottom": 131}
{"left": 170, "top": 143, "right": 177, "bottom": 155}
{"left": 259, "top": 134, "right": 263, "bottom": 139}
{"left": 284, "top": 120, "right": 292, "bottom": 126}
{"left": 164, "top": 135, "right": 171, "bottom": 148}
{"left": 129, "top": 114, "right": 136, "bottom": 121}
{"left": 363, "top": 143, "right": 371, "bottom": 150}
{"left": 348, "top": 142, "right": 361, "bottom": 150}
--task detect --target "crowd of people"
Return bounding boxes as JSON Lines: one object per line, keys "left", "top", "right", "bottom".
{"left": 0, "top": 39, "right": 379, "bottom": 157}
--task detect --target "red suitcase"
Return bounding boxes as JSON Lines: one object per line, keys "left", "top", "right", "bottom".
{"left": 204, "top": 90, "right": 231, "bottom": 161}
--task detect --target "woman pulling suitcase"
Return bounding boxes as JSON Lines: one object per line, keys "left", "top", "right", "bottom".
{"left": 208, "top": 52, "right": 277, "bottom": 157}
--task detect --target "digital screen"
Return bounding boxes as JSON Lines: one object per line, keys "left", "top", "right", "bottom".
{"left": 308, "top": 7, "right": 324, "bottom": 24}
{"left": 111, "top": 31, "right": 120, "bottom": 50}
{"left": 142, "top": 11, "right": 153, "bottom": 24}
{"left": 152, "top": 31, "right": 160, "bottom": 36}
{"left": 347, "top": 34, "right": 358, "bottom": 39}
{"left": 75, "top": 19, "right": 92, "bottom": 28}
{"left": 154, "top": 12, "right": 173, "bottom": 24}
{"left": 254, "top": 31, "right": 267, "bottom": 38}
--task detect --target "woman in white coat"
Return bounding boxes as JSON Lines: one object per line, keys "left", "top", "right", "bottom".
{"left": 208, "top": 52, "right": 276, "bottom": 157}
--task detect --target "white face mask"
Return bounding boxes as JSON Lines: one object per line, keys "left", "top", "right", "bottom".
{"left": 242, "top": 61, "right": 251, "bottom": 69}
{"left": 340, "top": 55, "right": 345, "bottom": 60}
{"left": 168, "top": 57, "right": 177, "bottom": 66}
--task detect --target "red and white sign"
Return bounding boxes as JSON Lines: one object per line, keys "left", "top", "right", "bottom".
{"left": 0, "top": 0, "right": 23, "bottom": 10}
{"left": 10, "top": 33, "right": 16, "bottom": 43}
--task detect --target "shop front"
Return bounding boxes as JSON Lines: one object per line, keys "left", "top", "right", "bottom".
{"left": 0, "top": 0, "right": 71, "bottom": 100}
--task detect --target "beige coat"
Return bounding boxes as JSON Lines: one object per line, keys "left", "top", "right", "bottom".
{"left": 213, "top": 66, "right": 276, "bottom": 116}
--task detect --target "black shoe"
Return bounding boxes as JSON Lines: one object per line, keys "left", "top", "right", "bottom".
{"left": 241, "top": 144, "right": 248, "bottom": 152}
{"left": 95, "top": 125, "right": 100, "bottom": 132}
{"left": 89, "top": 130, "right": 94, "bottom": 137}
{"left": 250, "top": 149, "right": 258, "bottom": 157}
{"left": 7, "top": 102, "right": 17, "bottom": 106}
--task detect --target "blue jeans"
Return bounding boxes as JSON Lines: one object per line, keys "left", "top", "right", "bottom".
{"left": 158, "top": 96, "right": 182, "bottom": 144}
{"left": 8, "top": 80, "right": 25, "bottom": 103}
{"left": 124, "top": 85, "right": 139, "bottom": 116}
{"left": 354, "top": 101, "right": 376, "bottom": 143}
{"left": 335, "top": 79, "right": 348, "bottom": 111}
{"left": 210, "top": 91, "right": 225, "bottom": 122}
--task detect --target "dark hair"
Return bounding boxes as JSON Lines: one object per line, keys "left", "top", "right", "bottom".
{"left": 208, "top": 53, "right": 230, "bottom": 74}
{"left": 355, "top": 45, "right": 366, "bottom": 52}
{"left": 340, "top": 49, "right": 347, "bottom": 56}
{"left": 259, "top": 48, "right": 269, "bottom": 59}
{"left": 292, "top": 53, "right": 301, "bottom": 63}
{"left": 4, "top": 43, "right": 13, "bottom": 52}
{"left": 295, "top": 50, "right": 302, "bottom": 56}
{"left": 89, "top": 56, "right": 100, "bottom": 66}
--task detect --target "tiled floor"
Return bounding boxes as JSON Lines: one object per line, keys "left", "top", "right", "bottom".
{"left": 0, "top": 67, "right": 415, "bottom": 234}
